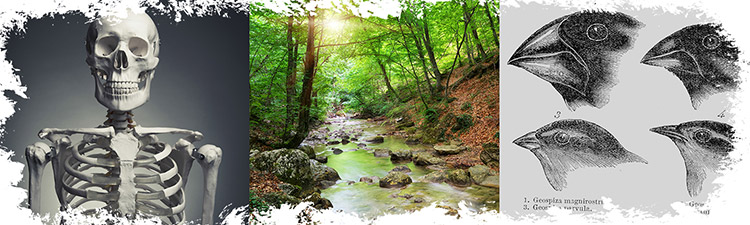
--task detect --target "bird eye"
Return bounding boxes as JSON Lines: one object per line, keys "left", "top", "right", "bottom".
{"left": 586, "top": 23, "right": 609, "bottom": 41}
{"left": 554, "top": 132, "right": 570, "bottom": 144}
{"left": 694, "top": 129, "right": 711, "bottom": 143}
{"left": 702, "top": 34, "right": 720, "bottom": 50}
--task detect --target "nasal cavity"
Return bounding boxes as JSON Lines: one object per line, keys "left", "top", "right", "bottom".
{"left": 114, "top": 51, "right": 129, "bottom": 69}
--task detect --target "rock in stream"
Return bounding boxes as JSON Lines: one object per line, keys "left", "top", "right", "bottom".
{"left": 379, "top": 171, "right": 412, "bottom": 188}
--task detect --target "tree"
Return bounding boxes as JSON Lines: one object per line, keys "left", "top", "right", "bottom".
{"left": 284, "top": 15, "right": 299, "bottom": 136}
{"left": 287, "top": 12, "right": 317, "bottom": 148}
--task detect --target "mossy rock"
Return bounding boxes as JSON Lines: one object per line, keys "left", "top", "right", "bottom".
{"left": 434, "top": 145, "right": 466, "bottom": 155}
{"left": 419, "top": 126, "right": 446, "bottom": 144}
{"left": 390, "top": 149, "right": 412, "bottom": 162}
{"left": 307, "top": 192, "right": 333, "bottom": 209}
{"left": 413, "top": 152, "right": 446, "bottom": 166}
{"left": 250, "top": 148, "right": 314, "bottom": 194}
{"left": 390, "top": 165, "right": 412, "bottom": 173}
{"left": 379, "top": 171, "right": 413, "bottom": 188}
{"left": 480, "top": 175, "right": 499, "bottom": 188}
{"left": 480, "top": 143, "right": 499, "bottom": 168}
{"left": 418, "top": 170, "right": 447, "bottom": 183}
{"left": 468, "top": 164, "right": 492, "bottom": 184}
{"left": 310, "top": 159, "right": 340, "bottom": 189}
{"left": 447, "top": 169, "right": 472, "bottom": 187}
{"left": 299, "top": 145, "right": 315, "bottom": 159}
{"left": 359, "top": 176, "right": 379, "bottom": 184}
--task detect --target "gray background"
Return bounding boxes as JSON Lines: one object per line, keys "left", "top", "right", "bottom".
{"left": 3, "top": 12, "right": 248, "bottom": 222}
{"left": 500, "top": 3, "right": 734, "bottom": 215}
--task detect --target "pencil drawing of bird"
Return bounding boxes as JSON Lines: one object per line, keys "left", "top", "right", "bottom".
{"left": 508, "top": 11, "right": 642, "bottom": 110}
{"left": 650, "top": 120, "right": 735, "bottom": 197}
{"left": 513, "top": 119, "right": 647, "bottom": 191}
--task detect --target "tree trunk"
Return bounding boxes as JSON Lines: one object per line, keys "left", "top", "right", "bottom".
{"left": 445, "top": 13, "right": 470, "bottom": 96}
{"left": 287, "top": 13, "right": 316, "bottom": 148}
{"left": 484, "top": 1, "right": 499, "bottom": 48}
{"left": 284, "top": 16, "right": 298, "bottom": 135}
{"left": 377, "top": 59, "right": 400, "bottom": 102}
{"left": 407, "top": 22, "right": 434, "bottom": 96}
{"left": 313, "top": 91, "right": 318, "bottom": 108}
{"left": 464, "top": 28, "right": 474, "bottom": 64}
{"left": 462, "top": 1, "right": 485, "bottom": 59}
{"left": 421, "top": 9, "right": 442, "bottom": 92}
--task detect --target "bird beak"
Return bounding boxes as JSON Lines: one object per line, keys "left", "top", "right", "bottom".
{"left": 650, "top": 125, "right": 686, "bottom": 141}
{"left": 513, "top": 131, "right": 541, "bottom": 150}
{"left": 507, "top": 17, "right": 589, "bottom": 96}
{"left": 641, "top": 37, "right": 701, "bottom": 75}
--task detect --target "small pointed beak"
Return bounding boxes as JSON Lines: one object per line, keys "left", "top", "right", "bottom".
{"left": 650, "top": 125, "right": 684, "bottom": 140}
{"left": 641, "top": 37, "right": 700, "bottom": 75}
{"left": 513, "top": 131, "right": 541, "bottom": 150}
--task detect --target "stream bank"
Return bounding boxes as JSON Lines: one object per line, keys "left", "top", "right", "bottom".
{"left": 304, "top": 115, "right": 499, "bottom": 217}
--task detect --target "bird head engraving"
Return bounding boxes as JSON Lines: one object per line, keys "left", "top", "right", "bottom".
{"left": 514, "top": 119, "right": 647, "bottom": 191}
{"left": 508, "top": 11, "right": 642, "bottom": 110}
{"left": 641, "top": 23, "right": 741, "bottom": 109}
{"left": 651, "top": 120, "right": 734, "bottom": 197}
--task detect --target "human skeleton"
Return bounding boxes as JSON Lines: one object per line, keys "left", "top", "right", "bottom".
{"left": 24, "top": 11, "right": 222, "bottom": 224}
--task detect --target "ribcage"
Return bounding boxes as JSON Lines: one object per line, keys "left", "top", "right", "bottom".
{"left": 60, "top": 137, "right": 185, "bottom": 224}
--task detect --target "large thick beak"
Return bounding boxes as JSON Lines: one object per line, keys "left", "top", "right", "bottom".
{"left": 641, "top": 36, "right": 701, "bottom": 75}
{"left": 507, "top": 17, "right": 589, "bottom": 96}
{"left": 513, "top": 131, "right": 541, "bottom": 150}
{"left": 650, "top": 125, "right": 686, "bottom": 141}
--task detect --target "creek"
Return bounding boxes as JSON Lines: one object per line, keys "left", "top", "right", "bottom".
{"left": 308, "top": 116, "right": 498, "bottom": 217}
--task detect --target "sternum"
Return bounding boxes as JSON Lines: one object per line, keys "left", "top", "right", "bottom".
{"left": 110, "top": 132, "right": 140, "bottom": 215}
{"left": 118, "top": 160, "right": 137, "bottom": 215}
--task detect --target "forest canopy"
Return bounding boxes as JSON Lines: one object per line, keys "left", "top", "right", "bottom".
{"left": 249, "top": 0, "right": 499, "bottom": 149}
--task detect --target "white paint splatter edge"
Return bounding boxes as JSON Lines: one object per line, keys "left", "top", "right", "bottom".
{"left": 497, "top": 0, "right": 750, "bottom": 224}
{"left": 0, "top": 0, "right": 250, "bottom": 224}
{"left": 247, "top": 0, "right": 750, "bottom": 224}
{"left": 3, "top": 0, "right": 745, "bottom": 224}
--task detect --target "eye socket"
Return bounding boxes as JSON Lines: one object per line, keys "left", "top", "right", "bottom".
{"left": 694, "top": 129, "right": 711, "bottom": 143}
{"left": 586, "top": 23, "right": 609, "bottom": 41}
{"left": 128, "top": 37, "right": 149, "bottom": 57}
{"left": 554, "top": 132, "right": 570, "bottom": 144}
{"left": 95, "top": 36, "right": 119, "bottom": 56}
{"left": 702, "top": 34, "right": 720, "bottom": 50}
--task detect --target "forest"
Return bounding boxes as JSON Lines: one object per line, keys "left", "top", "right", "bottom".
{"left": 249, "top": 0, "right": 499, "bottom": 218}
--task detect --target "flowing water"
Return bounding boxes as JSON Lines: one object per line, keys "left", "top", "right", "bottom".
{"left": 310, "top": 116, "right": 498, "bottom": 218}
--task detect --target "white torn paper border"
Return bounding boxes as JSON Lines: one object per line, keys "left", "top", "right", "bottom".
{"left": 2, "top": 0, "right": 748, "bottom": 224}
{"left": 0, "top": 0, "right": 250, "bottom": 224}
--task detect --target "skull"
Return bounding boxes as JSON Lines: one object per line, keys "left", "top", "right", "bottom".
{"left": 86, "top": 12, "right": 160, "bottom": 111}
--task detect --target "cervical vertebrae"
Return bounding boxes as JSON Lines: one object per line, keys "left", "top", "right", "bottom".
{"left": 26, "top": 10, "right": 222, "bottom": 225}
